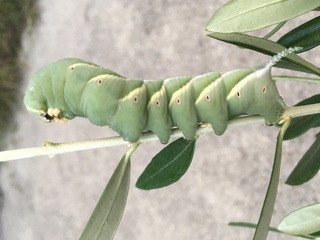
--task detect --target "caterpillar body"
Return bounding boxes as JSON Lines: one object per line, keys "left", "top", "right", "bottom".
{"left": 24, "top": 50, "right": 291, "bottom": 143}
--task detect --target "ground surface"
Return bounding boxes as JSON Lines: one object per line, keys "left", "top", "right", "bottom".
{"left": 1, "top": 1, "right": 320, "bottom": 240}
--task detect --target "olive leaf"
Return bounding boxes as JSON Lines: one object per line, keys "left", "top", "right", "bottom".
{"left": 284, "top": 94, "right": 320, "bottom": 141}
{"left": 206, "top": 0, "right": 320, "bottom": 33}
{"left": 278, "top": 203, "right": 320, "bottom": 236}
{"left": 286, "top": 133, "right": 320, "bottom": 186}
{"left": 136, "top": 138, "right": 196, "bottom": 190}
{"left": 253, "top": 118, "right": 291, "bottom": 240}
{"left": 277, "top": 16, "right": 320, "bottom": 52}
{"left": 79, "top": 144, "right": 136, "bottom": 240}
{"left": 207, "top": 32, "right": 320, "bottom": 76}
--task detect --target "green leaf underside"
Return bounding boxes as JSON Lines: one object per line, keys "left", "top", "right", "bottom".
{"left": 80, "top": 152, "right": 131, "bottom": 240}
{"left": 278, "top": 203, "right": 320, "bottom": 236}
{"left": 286, "top": 133, "right": 320, "bottom": 186}
{"left": 278, "top": 16, "right": 320, "bottom": 52}
{"left": 284, "top": 94, "right": 320, "bottom": 140}
{"left": 253, "top": 118, "right": 291, "bottom": 240}
{"left": 136, "top": 138, "right": 196, "bottom": 190}
{"left": 206, "top": 0, "right": 320, "bottom": 33}
{"left": 206, "top": 32, "right": 320, "bottom": 76}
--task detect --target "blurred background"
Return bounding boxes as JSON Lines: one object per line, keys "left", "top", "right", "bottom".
{"left": 0, "top": 0, "right": 319, "bottom": 239}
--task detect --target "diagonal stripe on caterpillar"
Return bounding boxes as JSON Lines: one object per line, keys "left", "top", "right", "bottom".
{"left": 24, "top": 49, "right": 298, "bottom": 143}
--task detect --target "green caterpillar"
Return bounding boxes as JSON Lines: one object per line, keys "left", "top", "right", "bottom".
{"left": 24, "top": 49, "right": 293, "bottom": 143}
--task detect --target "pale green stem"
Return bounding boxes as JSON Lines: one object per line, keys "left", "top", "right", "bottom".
{"left": 126, "top": 142, "right": 141, "bottom": 158}
{"left": 263, "top": 21, "right": 287, "bottom": 39}
{"left": 273, "top": 76, "right": 320, "bottom": 84}
{"left": 0, "top": 103, "right": 320, "bottom": 162}
{"left": 281, "top": 103, "right": 320, "bottom": 119}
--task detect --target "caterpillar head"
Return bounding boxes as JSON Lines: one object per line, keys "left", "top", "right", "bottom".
{"left": 23, "top": 60, "right": 80, "bottom": 124}
{"left": 24, "top": 84, "right": 52, "bottom": 122}
{"left": 24, "top": 83, "right": 70, "bottom": 123}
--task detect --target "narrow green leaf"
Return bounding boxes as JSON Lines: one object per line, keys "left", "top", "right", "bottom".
{"left": 229, "top": 222, "right": 281, "bottom": 233}
{"left": 253, "top": 118, "right": 291, "bottom": 240}
{"left": 229, "top": 222, "right": 313, "bottom": 239}
{"left": 278, "top": 203, "right": 320, "bottom": 235}
{"left": 309, "top": 230, "right": 320, "bottom": 237}
{"left": 314, "top": 119, "right": 320, "bottom": 128}
{"left": 284, "top": 94, "right": 320, "bottom": 140}
{"left": 284, "top": 116, "right": 320, "bottom": 141}
{"left": 278, "top": 16, "right": 320, "bottom": 52}
{"left": 80, "top": 144, "right": 138, "bottom": 240}
{"left": 206, "top": 0, "right": 320, "bottom": 33}
{"left": 263, "top": 21, "right": 287, "bottom": 39}
{"left": 136, "top": 138, "right": 196, "bottom": 190}
{"left": 229, "top": 222, "right": 314, "bottom": 239}
{"left": 207, "top": 32, "right": 320, "bottom": 76}
{"left": 286, "top": 133, "right": 320, "bottom": 186}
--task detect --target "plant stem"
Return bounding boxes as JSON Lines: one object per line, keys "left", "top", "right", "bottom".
{"left": 273, "top": 76, "right": 320, "bottom": 84}
{"left": 263, "top": 21, "right": 287, "bottom": 39}
{"left": 0, "top": 103, "right": 320, "bottom": 162}
{"left": 282, "top": 103, "right": 320, "bottom": 119}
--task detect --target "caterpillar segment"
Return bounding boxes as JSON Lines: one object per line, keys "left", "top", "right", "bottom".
{"left": 24, "top": 51, "right": 290, "bottom": 143}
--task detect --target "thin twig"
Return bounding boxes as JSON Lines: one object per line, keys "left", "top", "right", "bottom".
{"left": 273, "top": 76, "right": 320, "bottom": 84}
{"left": 0, "top": 104, "right": 320, "bottom": 162}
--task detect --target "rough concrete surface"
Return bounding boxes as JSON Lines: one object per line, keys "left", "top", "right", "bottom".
{"left": 1, "top": 1, "right": 320, "bottom": 239}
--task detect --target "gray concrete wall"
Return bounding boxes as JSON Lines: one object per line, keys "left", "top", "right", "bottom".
{"left": 1, "top": 1, "right": 319, "bottom": 239}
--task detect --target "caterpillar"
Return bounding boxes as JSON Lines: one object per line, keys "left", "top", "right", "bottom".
{"left": 24, "top": 49, "right": 293, "bottom": 144}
